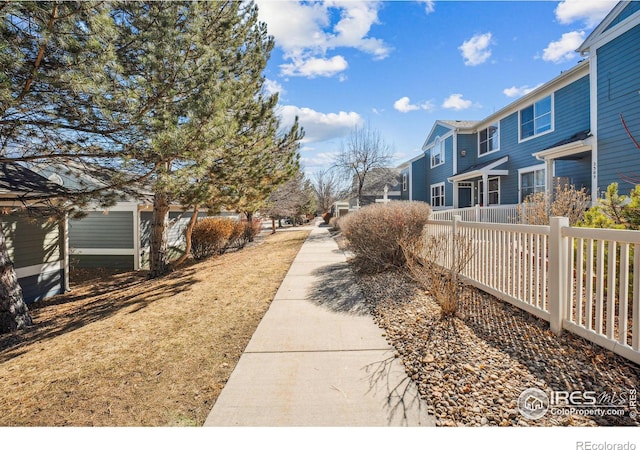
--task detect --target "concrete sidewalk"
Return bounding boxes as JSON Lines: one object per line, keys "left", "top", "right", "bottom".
{"left": 204, "top": 223, "right": 434, "bottom": 426}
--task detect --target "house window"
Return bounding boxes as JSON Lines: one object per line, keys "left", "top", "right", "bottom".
{"left": 520, "top": 95, "right": 553, "bottom": 140}
{"left": 520, "top": 167, "right": 545, "bottom": 201}
{"left": 479, "top": 122, "right": 500, "bottom": 156}
{"left": 431, "top": 183, "right": 445, "bottom": 207}
{"left": 402, "top": 173, "right": 407, "bottom": 191}
{"left": 478, "top": 177, "right": 500, "bottom": 206}
{"left": 431, "top": 137, "right": 445, "bottom": 168}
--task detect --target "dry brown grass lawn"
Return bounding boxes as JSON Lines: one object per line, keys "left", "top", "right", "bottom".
{"left": 0, "top": 229, "right": 309, "bottom": 426}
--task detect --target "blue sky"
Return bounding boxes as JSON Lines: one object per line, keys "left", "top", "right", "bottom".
{"left": 254, "top": 0, "right": 618, "bottom": 174}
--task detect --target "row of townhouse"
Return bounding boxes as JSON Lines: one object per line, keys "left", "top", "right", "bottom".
{"left": 399, "top": 1, "right": 640, "bottom": 210}
{"left": 1, "top": 161, "right": 232, "bottom": 304}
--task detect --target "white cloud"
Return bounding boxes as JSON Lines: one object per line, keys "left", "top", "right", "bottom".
{"left": 555, "top": 0, "right": 617, "bottom": 28}
{"left": 420, "top": 1, "right": 435, "bottom": 15}
{"left": 459, "top": 32, "right": 493, "bottom": 66}
{"left": 394, "top": 97, "right": 419, "bottom": 113}
{"left": 442, "top": 94, "right": 473, "bottom": 111}
{"left": 279, "top": 105, "right": 363, "bottom": 143}
{"left": 393, "top": 96, "right": 435, "bottom": 113}
{"left": 301, "top": 152, "right": 340, "bottom": 170}
{"left": 263, "top": 79, "right": 285, "bottom": 97}
{"left": 327, "top": 1, "right": 391, "bottom": 60}
{"left": 280, "top": 55, "right": 348, "bottom": 78}
{"left": 256, "top": 0, "right": 391, "bottom": 78}
{"left": 503, "top": 84, "right": 542, "bottom": 98}
{"left": 542, "top": 31, "right": 585, "bottom": 63}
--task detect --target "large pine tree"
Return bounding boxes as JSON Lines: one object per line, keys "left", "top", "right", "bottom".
{"left": 109, "top": 1, "right": 292, "bottom": 277}
{"left": 0, "top": 1, "right": 126, "bottom": 331}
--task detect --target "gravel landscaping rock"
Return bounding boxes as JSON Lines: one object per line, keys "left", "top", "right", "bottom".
{"left": 353, "top": 269, "right": 640, "bottom": 427}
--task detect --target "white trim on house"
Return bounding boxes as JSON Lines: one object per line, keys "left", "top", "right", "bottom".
{"left": 518, "top": 164, "right": 546, "bottom": 202}
{"left": 474, "top": 60, "right": 589, "bottom": 132}
{"left": 533, "top": 137, "right": 592, "bottom": 197}
{"left": 447, "top": 155, "right": 509, "bottom": 183}
{"left": 70, "top": 248, "right": 136, "bottom": 256}
{"left": 421, "top": 122, "right": 457, "bottom": 150}
{"left": 578, "top": 2, "right": 640, "bottom": 55}
{"left": 576, "top": 5, "right": 638, "bottom": 202}
{"left": 590, "top": 51, "right": 599, "bottom": 202}
{"left": 479, "top": 176, "right": 501, "bottom": 206}
{"left": 532, "top": 136, "right": 593, "bottom": 161}
{"left": 478, "top": 121, "right": 500, "bottom": 158}
{"left": 15, "top": 261, "right": 63, "bottom": 279}
{"left": 453, "top": 132, "right": 458, "bottom": 175}
{"left": 518, "top": 93, "right": 555, "bottom": 143}
{"left": 430, "top": 136, "right": 445, "bottom": 168}
{"left": 430, "top": 182, "right": 446, "bottom": 208}
{"left": 63, "top": 213, "right": 69, "bottom": 291}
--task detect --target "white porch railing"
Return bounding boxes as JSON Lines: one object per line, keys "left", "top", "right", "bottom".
{"left": 425, "top": 216, "right": 640, "bottom": 365}
{"left": 431, "top": 204, "right": 520, "bottom": 224}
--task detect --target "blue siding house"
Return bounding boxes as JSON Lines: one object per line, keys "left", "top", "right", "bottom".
{"left": 578, "top": 1, "right": 640, "bottom": 197}
{"left": 0, "top": 163, "right": 69, "bottom": 304}
{"left": 400, "top": 1, "right": 639, "bottom": 210}
{"left": 398, "top": 154, "right": 428, "bottom": 202}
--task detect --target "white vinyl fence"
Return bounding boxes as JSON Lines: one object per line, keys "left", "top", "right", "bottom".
{"left": 431, "top": 204, "right": 520, "bottom": 224}
{"left": 425, "top": 216, "right": 640, "bottom": 365}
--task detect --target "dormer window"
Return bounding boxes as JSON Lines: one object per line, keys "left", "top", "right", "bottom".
{"left": 431, "top": 136, "right": 445, "bottom": 168}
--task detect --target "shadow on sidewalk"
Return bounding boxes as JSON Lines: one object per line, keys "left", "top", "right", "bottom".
{"left": 306, "top": 263, "right": 370, "bottom": 316}
{"left": 364, "top": 354, "right": 433, "bottom": 426}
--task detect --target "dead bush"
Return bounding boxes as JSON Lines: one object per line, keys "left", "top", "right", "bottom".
{"left": 242, "top": 219, "right": 262, "bottom": 243}
{"left": 224, "top": 220, "right": 246, "bottom": 251}
{"left": 401, "top": 230, "right": 474, "bottom": 317}
{"left": 518, "top": 185, "right": 590, "bottom": 225}
{"left": 339, "top": 201, "right": 432, "bottom": 273}
{"left": 191, "top": 217, "right": 237, "bottom": 260}
{"left": 328, "top": 216, "right": 339, "bottom": 231}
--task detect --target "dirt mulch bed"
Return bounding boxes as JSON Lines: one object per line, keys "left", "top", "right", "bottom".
{"left": 356, "top": 270, "right": 640, "bottom": 427}
{"left": 0, "top": 229, "right": 309, "bottom": 426}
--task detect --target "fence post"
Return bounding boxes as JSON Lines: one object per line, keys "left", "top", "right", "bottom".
{"left": 475, "top": 204, "right": 480, "bottom": 222}
{"left": 452, "top": 215, "right": 461, "bottom": 270}
{"left": 549, "top": 216, "right": 570, "bottom": 335}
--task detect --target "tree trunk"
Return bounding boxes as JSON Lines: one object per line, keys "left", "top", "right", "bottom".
{"left": 170, "top": 204, "right": 199, "bottom": 269}
{"left": 271, "top": 217, "right": 276, "bottom": 234}
{"left": 0, "top": 224, "right": 33, "bottom": 333}
{"left": 149, "top": 191, "right": 170, "bottom": 278}
{"left": 245, "top": 211, "right": 255, "bottom": 242}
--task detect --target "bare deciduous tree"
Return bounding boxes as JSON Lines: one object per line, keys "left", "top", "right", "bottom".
{"left": 334, "top": 123, "right": 395, "bottom": 206}
{"left": 311, "top": 167, "right": 349, "bottom": 214}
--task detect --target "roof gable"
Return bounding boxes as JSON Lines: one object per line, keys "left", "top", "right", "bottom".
{"left": 578, "top": 1, "right": 640, "bottom": 53}
{"left": 421, "top": 120, "right": 478, "bottom": 150}
{"left": 0, "top": 162, "right": 69, "bottom": 199}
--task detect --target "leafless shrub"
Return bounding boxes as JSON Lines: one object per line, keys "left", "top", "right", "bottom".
{"left": 518, "top": 185, "right": 590, "bottom": 226}
{"left": 339, "top": 201, "right": 432, "bottom": 273}
{"left": 401, "top": 230, "right": 474, "bottom": 317}
{"left": 328, "top": 216, "right": 339, "bottom": 231}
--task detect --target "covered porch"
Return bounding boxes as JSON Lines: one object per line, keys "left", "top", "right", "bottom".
{"left": 447, "top": 156, "right": 509, "bottom": 208}
{"left": 532, "top": 130, "right": 593, "bottom": 201}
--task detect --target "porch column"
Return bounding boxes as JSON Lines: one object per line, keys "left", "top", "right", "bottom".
{"left": 545, "top": 159, "right": 555, "bottom": 198}
{"left": 133, "top": 206, "right": 141, "bottom": 270}
{"left": 452, "top": 181, "right": 459, "bottom": 208}
{"left": 482, "top": 173, "right": 488, "bottom": 206}
{"left": 409, "top": 163, "right": 413, "bottom": 201}
{"left": 63, "top": 213, "right": 70, "bottom": 292}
